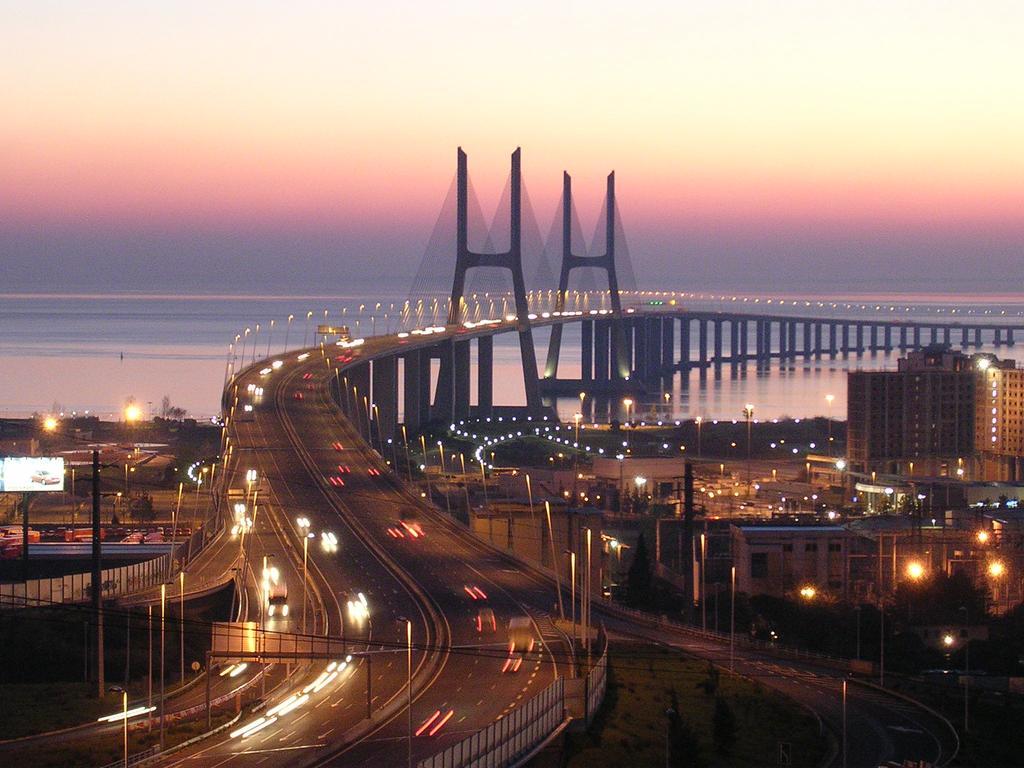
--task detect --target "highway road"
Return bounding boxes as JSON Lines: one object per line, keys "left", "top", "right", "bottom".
{"left": 160, "top": 326, "right": 957, "bottom": 768}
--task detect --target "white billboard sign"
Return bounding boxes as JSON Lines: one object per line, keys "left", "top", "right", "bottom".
{"left": 0, "top": 457, "right": 66, "bottom": 492}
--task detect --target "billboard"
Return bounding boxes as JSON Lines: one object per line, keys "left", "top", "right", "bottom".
{"left": 0, "top": 457, "right": 65, "bottom": 492}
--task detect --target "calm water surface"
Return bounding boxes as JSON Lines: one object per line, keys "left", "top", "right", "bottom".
{"left": 3, "top": 291, "right": 1024, "bottom": 423}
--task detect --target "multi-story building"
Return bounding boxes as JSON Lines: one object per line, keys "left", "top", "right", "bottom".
{"left": 847, "top": 345, "right": 1024, "bottom": 482}
{"left": 976, "top": 358, "right": 1024, "bottom": 480}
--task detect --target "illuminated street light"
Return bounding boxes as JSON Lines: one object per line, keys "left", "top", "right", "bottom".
{"left": 799, "top": 585, "right": 817, "bottom": 601}
{"left": 976, "top": 530, "right": 990, "bottom": 545}
{"left": 43, "top": 416, "right": 59, "bottom": 432}
{"left": 906, "top": 561, "right": 925, "bottom": 581}
{"left": 942, "top": 633, "right": 955, "bottom": 648}
{"left": 987, "top": 560, "right": 1005, "bottom": 579}
{"left": 124, "top": 403, "right": 143, "bottom": 423}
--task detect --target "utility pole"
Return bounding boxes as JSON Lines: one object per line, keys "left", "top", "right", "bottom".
{"left": 92, "top": 449, "right": 105, "bottom": 698}
{"left": 683, "top": 463, "right": 695, "bottom": 625}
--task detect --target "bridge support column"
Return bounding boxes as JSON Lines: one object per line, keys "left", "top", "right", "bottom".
{"left": 813, "top": 323, "right": 822, "bottom": 359}
{"left": 739, "top": 320, "right": 749, "bottom": 361}
{"left": 661, "top": 318, "right": 675, "bottom": 373}
{"left": 698, "top": 320, "right": 708, "bottom": 365}
{"left": 870, "top": 325, "right": 878, "bottom": 351}
{"left": 1008, "top": 329, "right": 1015, "bottom": 346}
{"left": 960, "top": 327, "right": 969, "bottom": 348}
{"left": 595, "top": 319, "right": 610, "bottom": 380}
{"left": 974, "top": 328, "right": 982, "bottom": 347}
{"left": 930, "top": 326, "right": 939, "bottom": 344}
{"left": 943, "top": 327, "right": 951, "bottom": 345}
{"left": 371, "top": 356, "right": 398, "bottom": 439}
{"left": 899, "top": 326, "right": 908, "bottom": 350}
{"left": 883, "top": 325, "right": 892, "bottom": 351}
{"left": 679, "top": 318, "right": 691, "bottom": 369}
{"left": 995, "top": 328, "right": 1003, "bottom": 346}
{"left": 788, "top": 321, "right": 797, "bottom": 359}
{"left": 855, "top": 324, "right": 864, "bottom": 354}
{"left": 477, "top": 336, "right": 493, "bottom": 418}
{"left": 829, "top": 323, "right": 838, "bottom": 357}
{"left": 349, "top": 362, "right": 371, "bottom": 438}
{"left": 580, "top": 320, "right": 593, "bottom": 382}
{"left": 433, "top": 340, "right": 455, "bottom": 423}
{"left": 402, "top": 350, "right": 429, "bottom": 433}
{"left": 841, "top": 324, "right": 850, "bottom": 354}
{"left": 453, "top": 340, "right": 471, "bottom": 421}
{"left": 611, "top": 319, "right": 631, "bottom": 379}
{"left": 778, "top": 321, "right": 788, "bottom": 360}
{"left": 913, "top": 326, "right": 921, "bottom": 347}
{"left": 803, "top": 321, "right": 812, "bottom": 359}
{"left": 730, "top": 320, "right": 740, "bottom": 363}
{"left": 633, "top": 319, "right": 647, "bottom": 380}
{"left": 713, "top": 320, "right": 724, "bottom": 365}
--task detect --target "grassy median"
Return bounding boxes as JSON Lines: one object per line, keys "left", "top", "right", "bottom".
{"left": 566, "top": 643, "right": 826, "bottom": 768}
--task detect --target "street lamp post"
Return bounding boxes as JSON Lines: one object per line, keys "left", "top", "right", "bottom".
{"left": 729, "top": 565, "right": 736, "bottom": 672}
{"left": 295, "top": 518, "right": 312, "bottom": 634}
{"left": 743, "top": 404, "right": 754, "bottom": 495}
{"left": 825, "top": 394, "right": 835, "bottom": 456}
{"left": 406, "top": 618, "right": 413, "bottom": 768}
{"left": 159, "top": 582, "right": 166, "bottom": 750}
{"left": 695, "top": 416, "right": 703, "bottom": 459}
{"left": 110, "top": 686, "right": 128, "bottom": 768}
{"left": 284, "top": 314, "right": 294, "bottom": 352}
{"left": 179, "top": 571, "right": 185, "bottom": 684}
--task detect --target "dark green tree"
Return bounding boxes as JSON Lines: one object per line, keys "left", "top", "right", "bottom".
{"left": 712, "top": 696, "right": 737, "bottom": 753}
{"left": 625, "top": 533, "right": 653, "bottom": 607}
{"left": 667, "top": 689, "right": 704, "bottom": 767}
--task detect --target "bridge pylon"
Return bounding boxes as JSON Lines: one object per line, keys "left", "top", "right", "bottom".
{"left": 544, "top": 171, "right": 629, "bottom": 381}
{"left": 441, "top": 147, "right": 541, "bottom": 414}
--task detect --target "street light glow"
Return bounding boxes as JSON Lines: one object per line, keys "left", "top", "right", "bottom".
{"left": 988, "top": 560, "right": 1006, "bottom": 578}
{"left": 906, "top": 561, "right": 925, "bottom": 581}
{"left": 124, "top": 404, "right": 143, "bottom": 423}
{"left": 43, "top": 416, "right": 59, "bottom": 432}
{"left": 799, "top": 585, "right": 816, "bottom": 600}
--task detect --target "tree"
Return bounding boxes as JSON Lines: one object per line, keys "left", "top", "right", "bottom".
{"left": 130, "top": 493, "right": 156, "bottom": 522}
{"left": 712, "top": 696, "right": 737, "bottom": 753}
{"left": 667, "top": 689, "right": 704, "bottom": 767}
{"left": 625, "top": 533, "right": 653, "bottom": 607}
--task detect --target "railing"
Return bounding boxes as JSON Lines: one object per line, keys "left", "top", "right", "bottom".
{"left": 96, "top": 745, "right": 159, "bottom": 768}
{"left": 0, "top": 527, "right": 208, "bottom": 608}
{"left": 417, "top": 677, "right": 565, "bottom": 768}
{"left": 585, "top": 644, "right": 608, "bottom": 728}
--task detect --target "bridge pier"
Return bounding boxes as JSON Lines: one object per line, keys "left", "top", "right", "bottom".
{"left": 899, "top": 326, "right": 908, "bottom": 350}
{"left": 402, "top": 349, "right": 431, "bottom": 433}
{"left": 679, "top": 318, "right": 691, "bottom": 369}
{"left": 661, "top": 318, "right": 675, "bottom": 374}
{"left": 580, "top": 320, "right": 593, "bottom": 382}
{"left": 477, "top": 336, "right": 493, "bottom": 418}
{"left": 813, "top": 322, "right": 822, "bottom": 359}
{"left": 883, "top": 325, "right": 892, "bottom": 351}
{"left": 595, "top": 320, "right": 610, "bottom": 380}
{"left": 960, "top": 327, "right": 969, "bottom": 348}
{"left": 788, "top": 321, "right": 797, "bottom": 359}
{"left": 841, "top": 324, "right": 849, "bottom": 354}
{"left": 348, "top": 362, "right": 371, "bottom": 438}
{"left": 713, "top": 320, "right": 723, "bottom": 365}
{"left": 869, "top": 324, "right": 878, "bottom": 352}
{"left": 698, "top": 319, "right": 708, "bottom": 365}
{"left": 855, "top": 324, "right": 864, "bottom": 354}
{"left": 974, "top": 328, "right": 982, "bottom": 347}
{"left": 371, "top": 356, "right": 398, "bottom": 439}
{"left": 913, "top": 326, "right": 921, "bottom": 348}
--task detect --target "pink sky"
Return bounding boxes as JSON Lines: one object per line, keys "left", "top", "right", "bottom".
{"left": 2, "top": 2, "right": 1023, "bottom": 292}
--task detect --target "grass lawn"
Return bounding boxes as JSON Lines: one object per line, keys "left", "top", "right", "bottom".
{"left": 0, "top": 682, "right": 150, "bottom": 740}
{"left": 566, "top": 643, "right": 827, "bottom": 768}
{"left": 1, "top": 710, "right": 236, "bottom": 768}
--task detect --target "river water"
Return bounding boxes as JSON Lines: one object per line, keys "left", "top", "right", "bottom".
{"left": 3, "top": 290, "right": 1024, "bottom": 423}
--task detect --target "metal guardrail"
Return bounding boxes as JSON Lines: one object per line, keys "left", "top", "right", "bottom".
{"left": 0, "top": 527, "right": 209, "bottom": 608}
{"left": 96, "top": 745, "right": 159, "bottom": 768}
{"left": 417, "top": 640, "right": 611, "bottom": 768}
{"left": 417, "top": 678, "right": 565, "bottom": 768}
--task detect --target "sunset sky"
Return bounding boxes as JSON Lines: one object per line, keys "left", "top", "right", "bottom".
{"left": 3, "top": 1, "right": 1023, "bottom": 293}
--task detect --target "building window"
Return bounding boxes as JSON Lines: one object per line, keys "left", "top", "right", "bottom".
{"left": 782, "top": 544, "right": 793, "bottom": 552}
{"left": 805, "top": 543, "right": 818, "bottom": 552}
{"left": 828, "top": 542, "right": 841, "bottom": 552}
{"left": 751, "top": 552, "right": 768, "bottom": 578}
